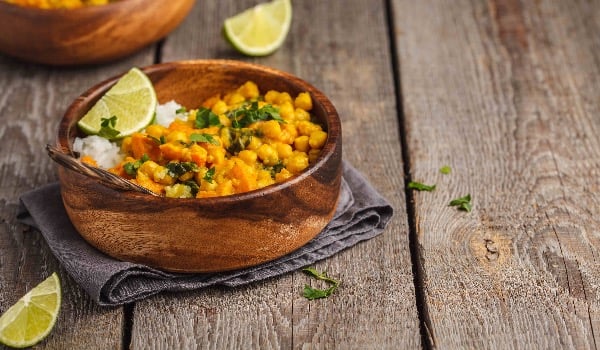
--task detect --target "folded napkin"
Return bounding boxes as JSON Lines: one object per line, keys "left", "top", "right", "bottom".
{"left": 17, "top": 161, "right": 393, "bottom": 306}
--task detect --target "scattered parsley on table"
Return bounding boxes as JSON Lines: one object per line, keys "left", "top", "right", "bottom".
{"left": 302, "top": 267, "right": 340, "bottom": 300}
{"left": 408, "top": 181, "right": 436, "bottom": 191}
{"left": 439, "top": 165, "right": 451, "bottom": 174}
{"left": 449, "top": 194, "right": 472, "bottom": 212}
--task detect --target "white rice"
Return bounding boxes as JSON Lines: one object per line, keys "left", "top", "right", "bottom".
{"left": 73, "top": 135, "right": 123, "bottom": 169}
{"left": 73, "top": 100, "right": 185, "bottom": 169}
{"left": 155, "top": 100, "right": 186, "bottom": 127}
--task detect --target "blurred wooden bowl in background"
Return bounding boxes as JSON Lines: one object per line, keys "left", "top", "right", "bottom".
{"left": 0, "top": 0, "right": 195, "bottom": 65}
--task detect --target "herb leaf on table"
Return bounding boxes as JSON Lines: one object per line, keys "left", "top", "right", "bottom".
{"left": 449, "top": 194, "right": 472, "bottom": 212}
{"left": 302, "top": 267, "right": 340, "bottom": 300}
{"left": 408, "top": 181, "right": 436, "bottom": 191}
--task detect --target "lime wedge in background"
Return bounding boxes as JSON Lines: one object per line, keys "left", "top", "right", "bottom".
{"left": 77, "top": 67, "right": 157, "bottom": 139}
{"left": 0, "top": 273, "right": 61, "bottom": 348}
{"left": 223, "top": 0, "right": 292, "bottom": 56}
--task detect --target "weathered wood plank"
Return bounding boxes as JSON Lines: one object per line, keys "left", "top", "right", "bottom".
{"left": 131, "top": 0, "right": 419, "bottom": 348}
{"left": 392, "top": 0, "right": 600, "bottom": 348}
{"left": 0, "top": 50, "right": 155, "bottom": 348}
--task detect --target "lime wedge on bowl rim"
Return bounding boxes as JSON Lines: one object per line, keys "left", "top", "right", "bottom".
{"left": 77, "top": 67, "right": 157, "bottom": 139}
{"left": 223, "top": 0, "right": 292, "bottom": 57}
{"left": 0, "top": 273, "right": 61, "bottom": 348}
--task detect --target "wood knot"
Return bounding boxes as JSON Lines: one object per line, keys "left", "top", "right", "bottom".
{"left": 484, "top": 239, "right": 499, "bottom": 261}
{"left": 469, "top": 231, "right": 512, "bottom": 269}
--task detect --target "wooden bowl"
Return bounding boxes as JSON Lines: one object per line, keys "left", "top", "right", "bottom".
{"left": 0, "top": 0, "right": 195, "bottom": 65}
{"left": 56, "top": 60, "right": 343, "bottom": 273}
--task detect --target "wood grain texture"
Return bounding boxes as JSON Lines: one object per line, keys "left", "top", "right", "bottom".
{"left": 131, "top": 0, "right": 419, "bottom": 348}
{"left": 392, "top": 0, "right": 600, "bottom": 348}
{"left": 0, "top": 48, "right": 155, "bottom": 347}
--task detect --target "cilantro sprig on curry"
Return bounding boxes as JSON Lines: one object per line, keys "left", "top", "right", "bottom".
{"left": 77, "top": 81, "right": 328, "bottom": 199}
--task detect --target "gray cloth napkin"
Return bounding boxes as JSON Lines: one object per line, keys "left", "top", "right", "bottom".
{"left": 17, "top": 161, "right": 393, "bottom": 306}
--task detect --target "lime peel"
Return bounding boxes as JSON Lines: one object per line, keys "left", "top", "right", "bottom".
{"left": 0, "top": 273, "right": 61, "bottom": 348}
{"left": 77, "top": 67, "right": 157, "bottom": 139}
{"left": 223, "top": 0, "right": 292, "bottom": 57}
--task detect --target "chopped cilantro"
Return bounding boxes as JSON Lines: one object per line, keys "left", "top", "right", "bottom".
{"left": 228, "top": 102, "right": 284, "bottom": 128}
{"left": 302, "top": 267, "right": 340, "bottom": 300}
{"left": 449, "top": 194, "right": 472, "bottom": 212}
{"left": 166, "top": 162, "right": 199, "bottom": 178}
{"left": 203, "top": 167, "right": 216, "bottom": 183}
{"left": 175, "top": 107, "right": 187, "bottom": 114}
{"left": 183, "top": 180, "right": 199, "bottom": 197}
{"left": 190, "top": 133, "right": 219, "bottom": 145}
{"left": 408, "top": 181, "right": 436, "bottom": 192}
{"left": 226, "top": 128, "right": 254, "bottom": 155}
{"left": 148, "top": 135, "right": 166, "bottom": 145}
{"left": 123, "top": 154, "right": 149, "bottom": 176}
{"left": 269, "top": 161, "right": 285, "bottom": 179}
{"left": 97, "top": 116, "right": 120, "bottom": 139}
{"left": 194, "top": 107, "right": 221, "bottom": 128}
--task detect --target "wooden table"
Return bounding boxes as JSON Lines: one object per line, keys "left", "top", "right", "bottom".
{"left": 1, "top": 0, "right": 599, "bottom": 348}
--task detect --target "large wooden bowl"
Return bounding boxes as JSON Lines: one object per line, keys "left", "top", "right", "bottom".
{"left": 56, "top": 60, "right": 342, "bottom": 273}
{"left": 0, "top": 0, "right": 195, "bottom": 65}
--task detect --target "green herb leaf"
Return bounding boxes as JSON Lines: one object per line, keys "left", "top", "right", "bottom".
{"left": 175, "top": 107, "right": 187, "bottom": 114}
{"left": 147, "top": 135, "right": 166, "bottom": 145}
{"left": 97, "top": 116, "right": 120, "bottom": 139}
{"left": 183, "top": 180, "right": 199, "bottom": 197}
{"left": 194, "top": 107, "right": 221, "bottom": 129}
{"left": 440, "top": 165, "right": 451, "bottom": 174}
{"left": 302, "top": 267, "right": 340, "bottom": 300}
{"left": 203, "top": 167, "right": 216, "bottom": 183}
{"left": 303, "top": 285, "right": 337, "bottom": 300}
{"left": 228, "top": 102, "right": 283, "bottom": 128}
{"left": 449, "top": 194, "right": 472, "bottom": 212}
{"left": 190, "top": 133, "right": 220, "bottom": 145}
{"left": 166, "top": 162, "right": 199, "bottom": 178}
{"left": 408, "top": 181, "right": 436, "bottom": 191}
{"left": 123, "top": 153, "right": 149, "bottom": 176}
{"left": 269, "top": 161, "right": 285, "bottom": 179}
{"left": 225, "top": 127, "right": 254, "bottom": 155}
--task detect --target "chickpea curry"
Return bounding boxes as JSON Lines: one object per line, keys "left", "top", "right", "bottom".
{"left": 83, "top": 81, "right": 328, "bottom": 198}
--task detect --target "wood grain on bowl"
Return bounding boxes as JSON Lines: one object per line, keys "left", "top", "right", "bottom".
{"left": 56, "top": 60, "right": 342, "bottom": 272}
{"left": 0, "top": 0, "right": 195, "bottom": 65}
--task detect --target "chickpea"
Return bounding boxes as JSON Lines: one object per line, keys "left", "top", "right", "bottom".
{"left": 275, "top": 143, "right": 293, "bottom": 159}
{"left": 211, "top": 100, "right": 228, "bottom": 115}
{"left": 309, "top": 130, "right": 328, "bottom": 149}
{"left": 261, "top": 120, "right": 282, "bottom": 139}
{"left": 238, "top": 150, "right": 257, "bottom": 165}
{"left": 294, "top": 108, "right": 311, "bottom": 121}
{"left": 224, "top": 92, "right": 245, "bottom": 106}
{"left": 264, "top": 90, "right": 279, "bottom": 104}
{"left": 238, "top": 81, "right": 259, "bottom": 99}
{"left": 294, "top": 92, "right": 313, "bottom": 110}
{"left": 279, "top": 101, "right": 295, "bottom": 120}
{"left": 294, "top": 135, "right": 310, "bottom": 152}
{"left": 286, "top": 152, "right": 309, "bottom": 174}
{"left": 257, "top": 144, "right": 279, "bottom": 166}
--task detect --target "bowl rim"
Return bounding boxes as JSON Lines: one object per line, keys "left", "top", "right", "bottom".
{"left": 57, "top": 59, "right": 342, "bottom": 204}
{"left": 0, "top": 0, "right": 140, "bottom": 13}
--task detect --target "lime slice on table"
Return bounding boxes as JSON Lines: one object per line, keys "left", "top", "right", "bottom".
{"left": 77, "top": 67, "right": 157, "bottom": 139}
{"left": 0, "top": 273, "right": 61, "bottom": 348}
{"left": 223, "top": 0, "right": 292, "bottom": 56}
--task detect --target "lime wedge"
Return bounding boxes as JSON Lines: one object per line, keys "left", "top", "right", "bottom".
{"left": 0, "top": 273, "right": 61, "bottom": 348}
{"left": 77, "top": 67, "right": 157, "bottom": 139}
{"left": 223, "top": 0, "right": 292, "bottom": 56}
